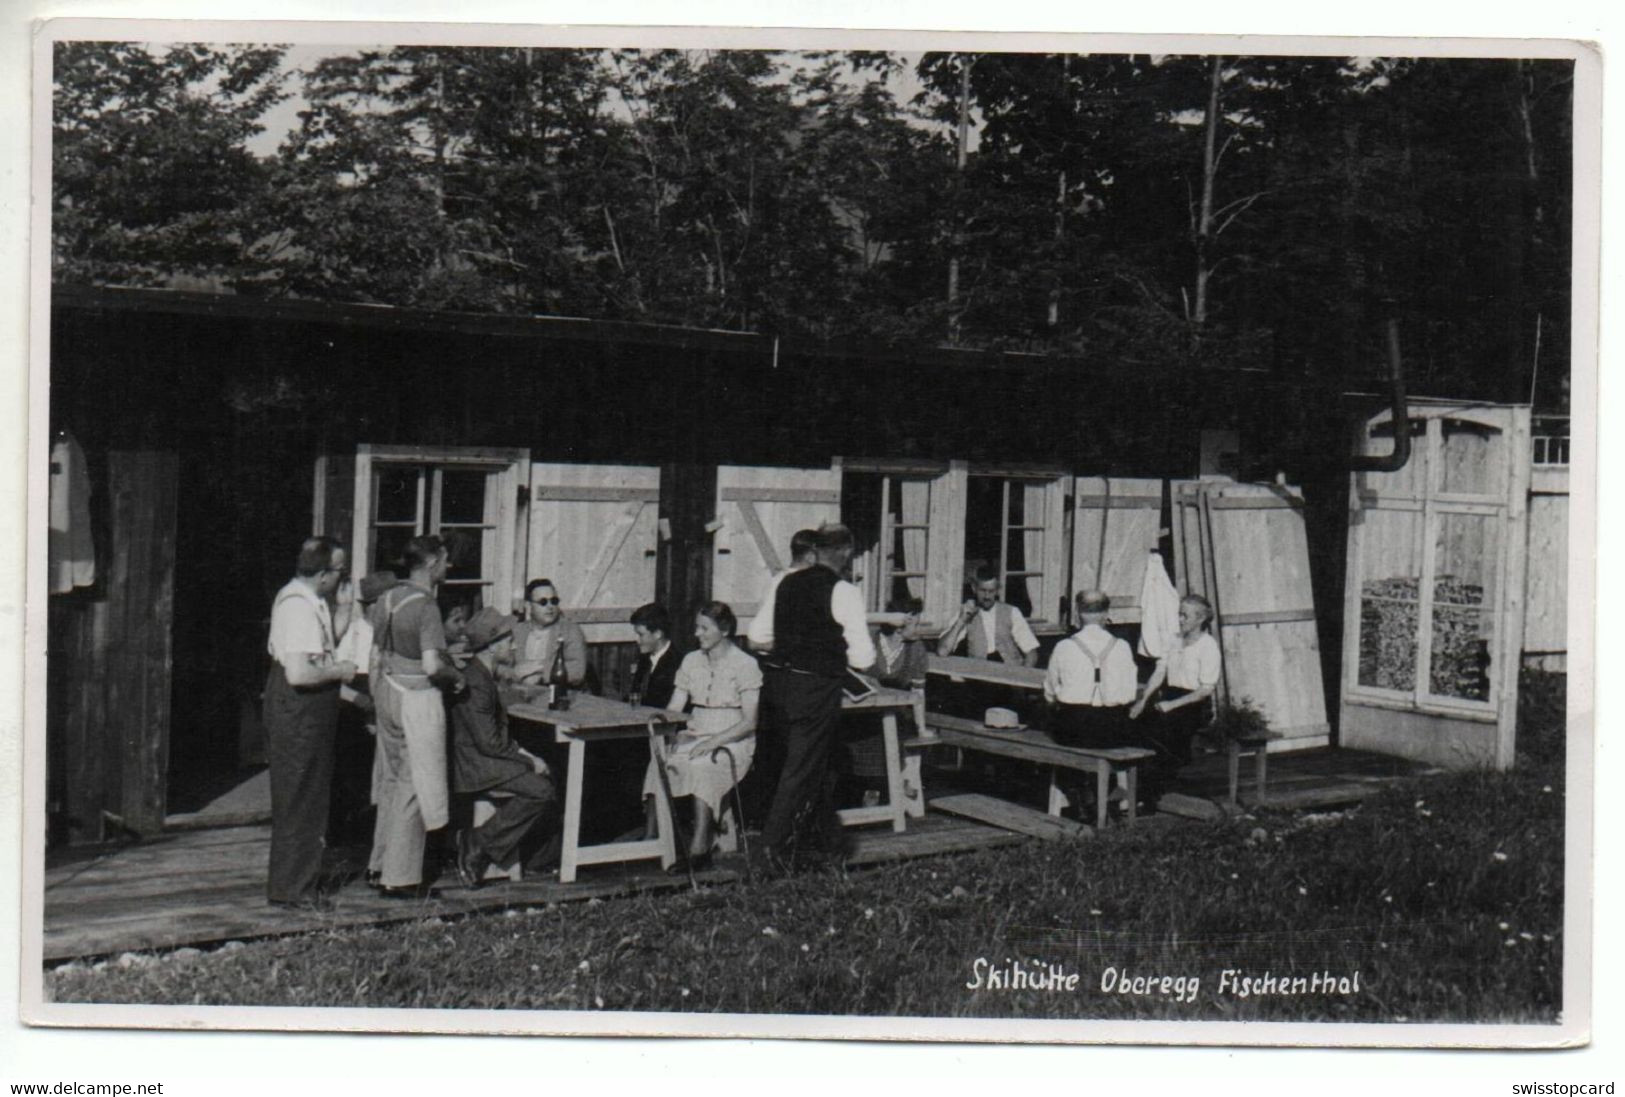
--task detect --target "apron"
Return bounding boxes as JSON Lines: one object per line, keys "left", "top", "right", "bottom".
{"left": 377, "top": 588, "right": 450, "bottom": 831}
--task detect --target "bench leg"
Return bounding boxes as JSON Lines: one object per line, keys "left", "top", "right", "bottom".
{"left": 1095, "top": 764, "right": 1109, "bottom": 831}
{"left": 1123, "top": 766, "right": 1138, "bottom": 825}
{"left": 1254, "top": 745, "right": 1268, "bottom": 806}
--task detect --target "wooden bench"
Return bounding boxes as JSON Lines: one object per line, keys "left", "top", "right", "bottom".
{"left": 924, "top": 712, "right": 1155, "bottom": 830}
{"left": 1216, "top": 731, "right": 1273, "bottom": 808}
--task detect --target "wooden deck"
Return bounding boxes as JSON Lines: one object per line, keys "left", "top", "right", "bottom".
{"left": 42, "top": 814, "right": 1025, "bottom": 963}
{"left": 42, "top": 745, "right": 1432, "bottom": 963}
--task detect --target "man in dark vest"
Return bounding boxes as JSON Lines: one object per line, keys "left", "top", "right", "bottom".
{"left": 757, "top": 524, "right": 875, "bottom": 870}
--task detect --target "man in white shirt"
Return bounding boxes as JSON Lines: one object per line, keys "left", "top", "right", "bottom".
{"left": 744, "top": 528, "right": 819, "bottom": 654}
{"left": 936, "top": 565, "right": 1041, "bottom": 668}
{"left": 1045, "top": 590, "right": 1138, "bottom": 745}
{"left": 263, "top": 536, "right": 357, "bottom": 912}
{"left": 759, "top": 524, "right": 876, "bottom": 870}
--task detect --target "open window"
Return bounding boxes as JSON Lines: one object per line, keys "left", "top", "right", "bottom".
{"left": 963, "top": 468, "right": 1072, "bottom": 630}
{"left": 840, "top": 460, "right": 967, "bottom": 632}
{"left": 316, "top": 445, "right": 529, "bottom": 620}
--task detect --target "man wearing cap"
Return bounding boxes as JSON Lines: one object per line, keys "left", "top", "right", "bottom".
{"left": 263, "top": 536, "right": 357, "bottom": 912}
{"left": 449, "top": 607, "right": 561, "bottom": 887}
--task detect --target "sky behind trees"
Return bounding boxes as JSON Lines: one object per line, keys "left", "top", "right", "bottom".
{"left": 51, "top": 42, "right": 1574, "bottom": 406}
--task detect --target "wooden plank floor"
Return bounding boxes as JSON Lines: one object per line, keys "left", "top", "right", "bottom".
{"left": 42, "top": 814, "right": 1021, "bottom": 963}
{"left": 43, "top": 747, "right": 1429, "bottom": 963}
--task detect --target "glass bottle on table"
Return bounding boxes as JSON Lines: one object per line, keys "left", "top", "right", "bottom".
{"left": 547, "top": 640, "right": 571, "bottom": 711}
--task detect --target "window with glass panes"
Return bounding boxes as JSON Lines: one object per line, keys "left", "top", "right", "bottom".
{"left": 370, "top": 461, "right": 504, "bottom": 620}
{"left": 965, "top": 475, "right": 1054, "bottom": 622}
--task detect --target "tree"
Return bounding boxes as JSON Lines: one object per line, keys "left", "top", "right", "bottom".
{"left": 52, "top": 41, "right": 286, "bottom": 289}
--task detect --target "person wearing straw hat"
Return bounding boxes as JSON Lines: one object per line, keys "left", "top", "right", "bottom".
{"left": 449, "top": 607, "right": 561, "bottom": 888}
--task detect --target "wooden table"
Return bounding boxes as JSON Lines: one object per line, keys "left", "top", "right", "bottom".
{"left": 927, "top": 654, "right": 1047, "bottom": 691}
{"left": 836, "top": 686, "right": 922, "bottom": 833}
{"left": 508, "top": 694, "right": 687, "bottom": 884}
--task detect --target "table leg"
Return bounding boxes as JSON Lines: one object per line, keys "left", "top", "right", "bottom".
{"left": 1047, "top": 768, "right": 1068, "bottom": 817}
{"left": 882, "top": 712, "right": 906, "bottom": 833}
{"left": 1095, "top": 763, "right": 1109, "bottom": 831}
{"left": 560, "top": 738, "right": 586, "bottom": 884}
{"left": 1254, "top": 745, "right": 1268, "bottom": 806}
{"left": 649, "top": 737, "right": 678, "bottom": 869}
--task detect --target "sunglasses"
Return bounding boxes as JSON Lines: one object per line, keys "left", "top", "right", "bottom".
{"left": 529, "top": 596, "right": 561, "bottom": 606}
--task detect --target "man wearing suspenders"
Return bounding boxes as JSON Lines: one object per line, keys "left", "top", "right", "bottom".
{"left": 263, "top": 536, "right": 357, "bottom": 912}
{"left": 367, "top": 535, "right": 465, "bottom": 899}
{"left": 1044, "top": 591, "right": 1140, "bottom": 811}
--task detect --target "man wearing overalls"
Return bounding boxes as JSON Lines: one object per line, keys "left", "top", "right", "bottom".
{"left": 367, "top": 535, "right": 465, "bottom": 899}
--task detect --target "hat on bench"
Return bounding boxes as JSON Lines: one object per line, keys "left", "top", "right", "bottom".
{"left": 984, "top": 707, "right": 1021, "bottom": 729}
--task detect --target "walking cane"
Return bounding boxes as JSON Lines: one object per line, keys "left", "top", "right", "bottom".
{"left": 710, "top": 746, "right": 754, "bottom": 886}
{"left": 646, "top": 718, "right": 699, "bottom": 892}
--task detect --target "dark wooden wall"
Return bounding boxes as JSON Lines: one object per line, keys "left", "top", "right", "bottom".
{"left": 46, "top": 450, "right": 178, "bottom": 843}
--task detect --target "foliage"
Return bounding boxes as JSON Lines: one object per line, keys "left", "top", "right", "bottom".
{"left": 52, "top": 42, "right": 287, "bottom": 289}
{"left": 1203, "top": 696, "right": 1272, "bottom": 744}
{"left": 52, "top": 44, "right": 1574, "bottom": 402}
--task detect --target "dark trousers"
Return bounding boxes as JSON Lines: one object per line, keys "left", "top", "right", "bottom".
{"left": 472, "top": 769, "right": 559, "bottom": 866}
{"left": 738, "top": 667, "right": 789, "bottom": 827}
{"left": 761, "top": 670, "right": 845, "bottom": 858}
{"left": 1144, "top": 689, "right": 1203, "bottom": 786}
{"left": 264, "top": 666, "right": 340, "bottom": 904}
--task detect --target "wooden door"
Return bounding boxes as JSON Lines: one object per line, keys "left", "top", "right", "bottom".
{"left": 712, "top": 464, "right": 843, "bottom": 631}
{"left": 1071, "top": 476, "right": 1165, "bottom": 624}
{"left": 528, "top": 463, "right": 661, "bottom": 644}
{"left": 1173, "top": 479, "right": 1329, "bottom": 750}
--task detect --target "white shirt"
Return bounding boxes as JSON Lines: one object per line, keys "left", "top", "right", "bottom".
{"left": 267, "top": 578, "right": 336, "bottom": 676}
{"left": 748, "top": 567, "right": 876, "bottom": 671}
{"left": 648, "top": 641, "right": 671, "bottom": 677}
{"left": 745, "top": 565, "right": 803, "bottom": 650}
{"left": 978, "top": 604, "right": 1040, "bottom": 655}
{"left": 1165, "top": 631, "right": 1222, "bottom": 691}
{"left": 1044, "top": 624, "right": 1137, "bottom": 706}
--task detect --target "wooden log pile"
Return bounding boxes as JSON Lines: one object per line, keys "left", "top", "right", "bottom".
{"left": 1359, "top": 577, "right": 1490, "bottom": 701}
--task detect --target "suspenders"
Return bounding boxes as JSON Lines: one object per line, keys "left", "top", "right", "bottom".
{"left": 1066, "top": 632, "right": 1121, "bottom": 705}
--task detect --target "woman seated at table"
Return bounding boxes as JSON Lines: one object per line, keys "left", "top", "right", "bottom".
{"left": 1130, "top": 594, "right": 1221, "bottom": 786}
{"left": 642, "top": 601, "right": 760, "bottom": 867}
{"left": 842, "top": 596, "right": 927, "bottom": 805}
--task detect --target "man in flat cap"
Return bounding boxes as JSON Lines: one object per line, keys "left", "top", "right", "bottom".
{"left": 449, "top": 606, "right": 561, "bottom": 887}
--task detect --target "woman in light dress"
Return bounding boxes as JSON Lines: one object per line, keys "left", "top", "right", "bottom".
{"left": 642, "top": 601, "right": 760, "bottom": 866}
{"left": 1130, "top": 593, "right": 1222, "bottom": 788}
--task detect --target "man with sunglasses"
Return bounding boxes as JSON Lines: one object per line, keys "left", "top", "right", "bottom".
{"left": 508, "top": 578, "right": 588, "bottom": 690}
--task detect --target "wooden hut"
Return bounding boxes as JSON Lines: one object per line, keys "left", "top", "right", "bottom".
{"left": 43, "top": 286, "right": 1559, "bottom": 845}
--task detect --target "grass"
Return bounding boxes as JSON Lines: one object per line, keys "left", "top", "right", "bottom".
{"left": 46, "top": 673, "right": 1568, "bottom": 1024}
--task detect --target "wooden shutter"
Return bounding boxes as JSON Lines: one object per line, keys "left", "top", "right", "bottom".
{"left": 312, "top": 451, "right": 356, "bottom": 544}
{"left": 529, "top": 463, "right": 660, "bottom": 644}
{"left": 1173, "top": 479, "right": 1329, "bottom": 751}
{"left": 1072, "top": 477, "right": 1164, "bottom": 624}
{"left": 712, "top": 464, "right": 842, "bottom": 631}
{"left": 922, "top": 462, "right": 968, "bottom": 634}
